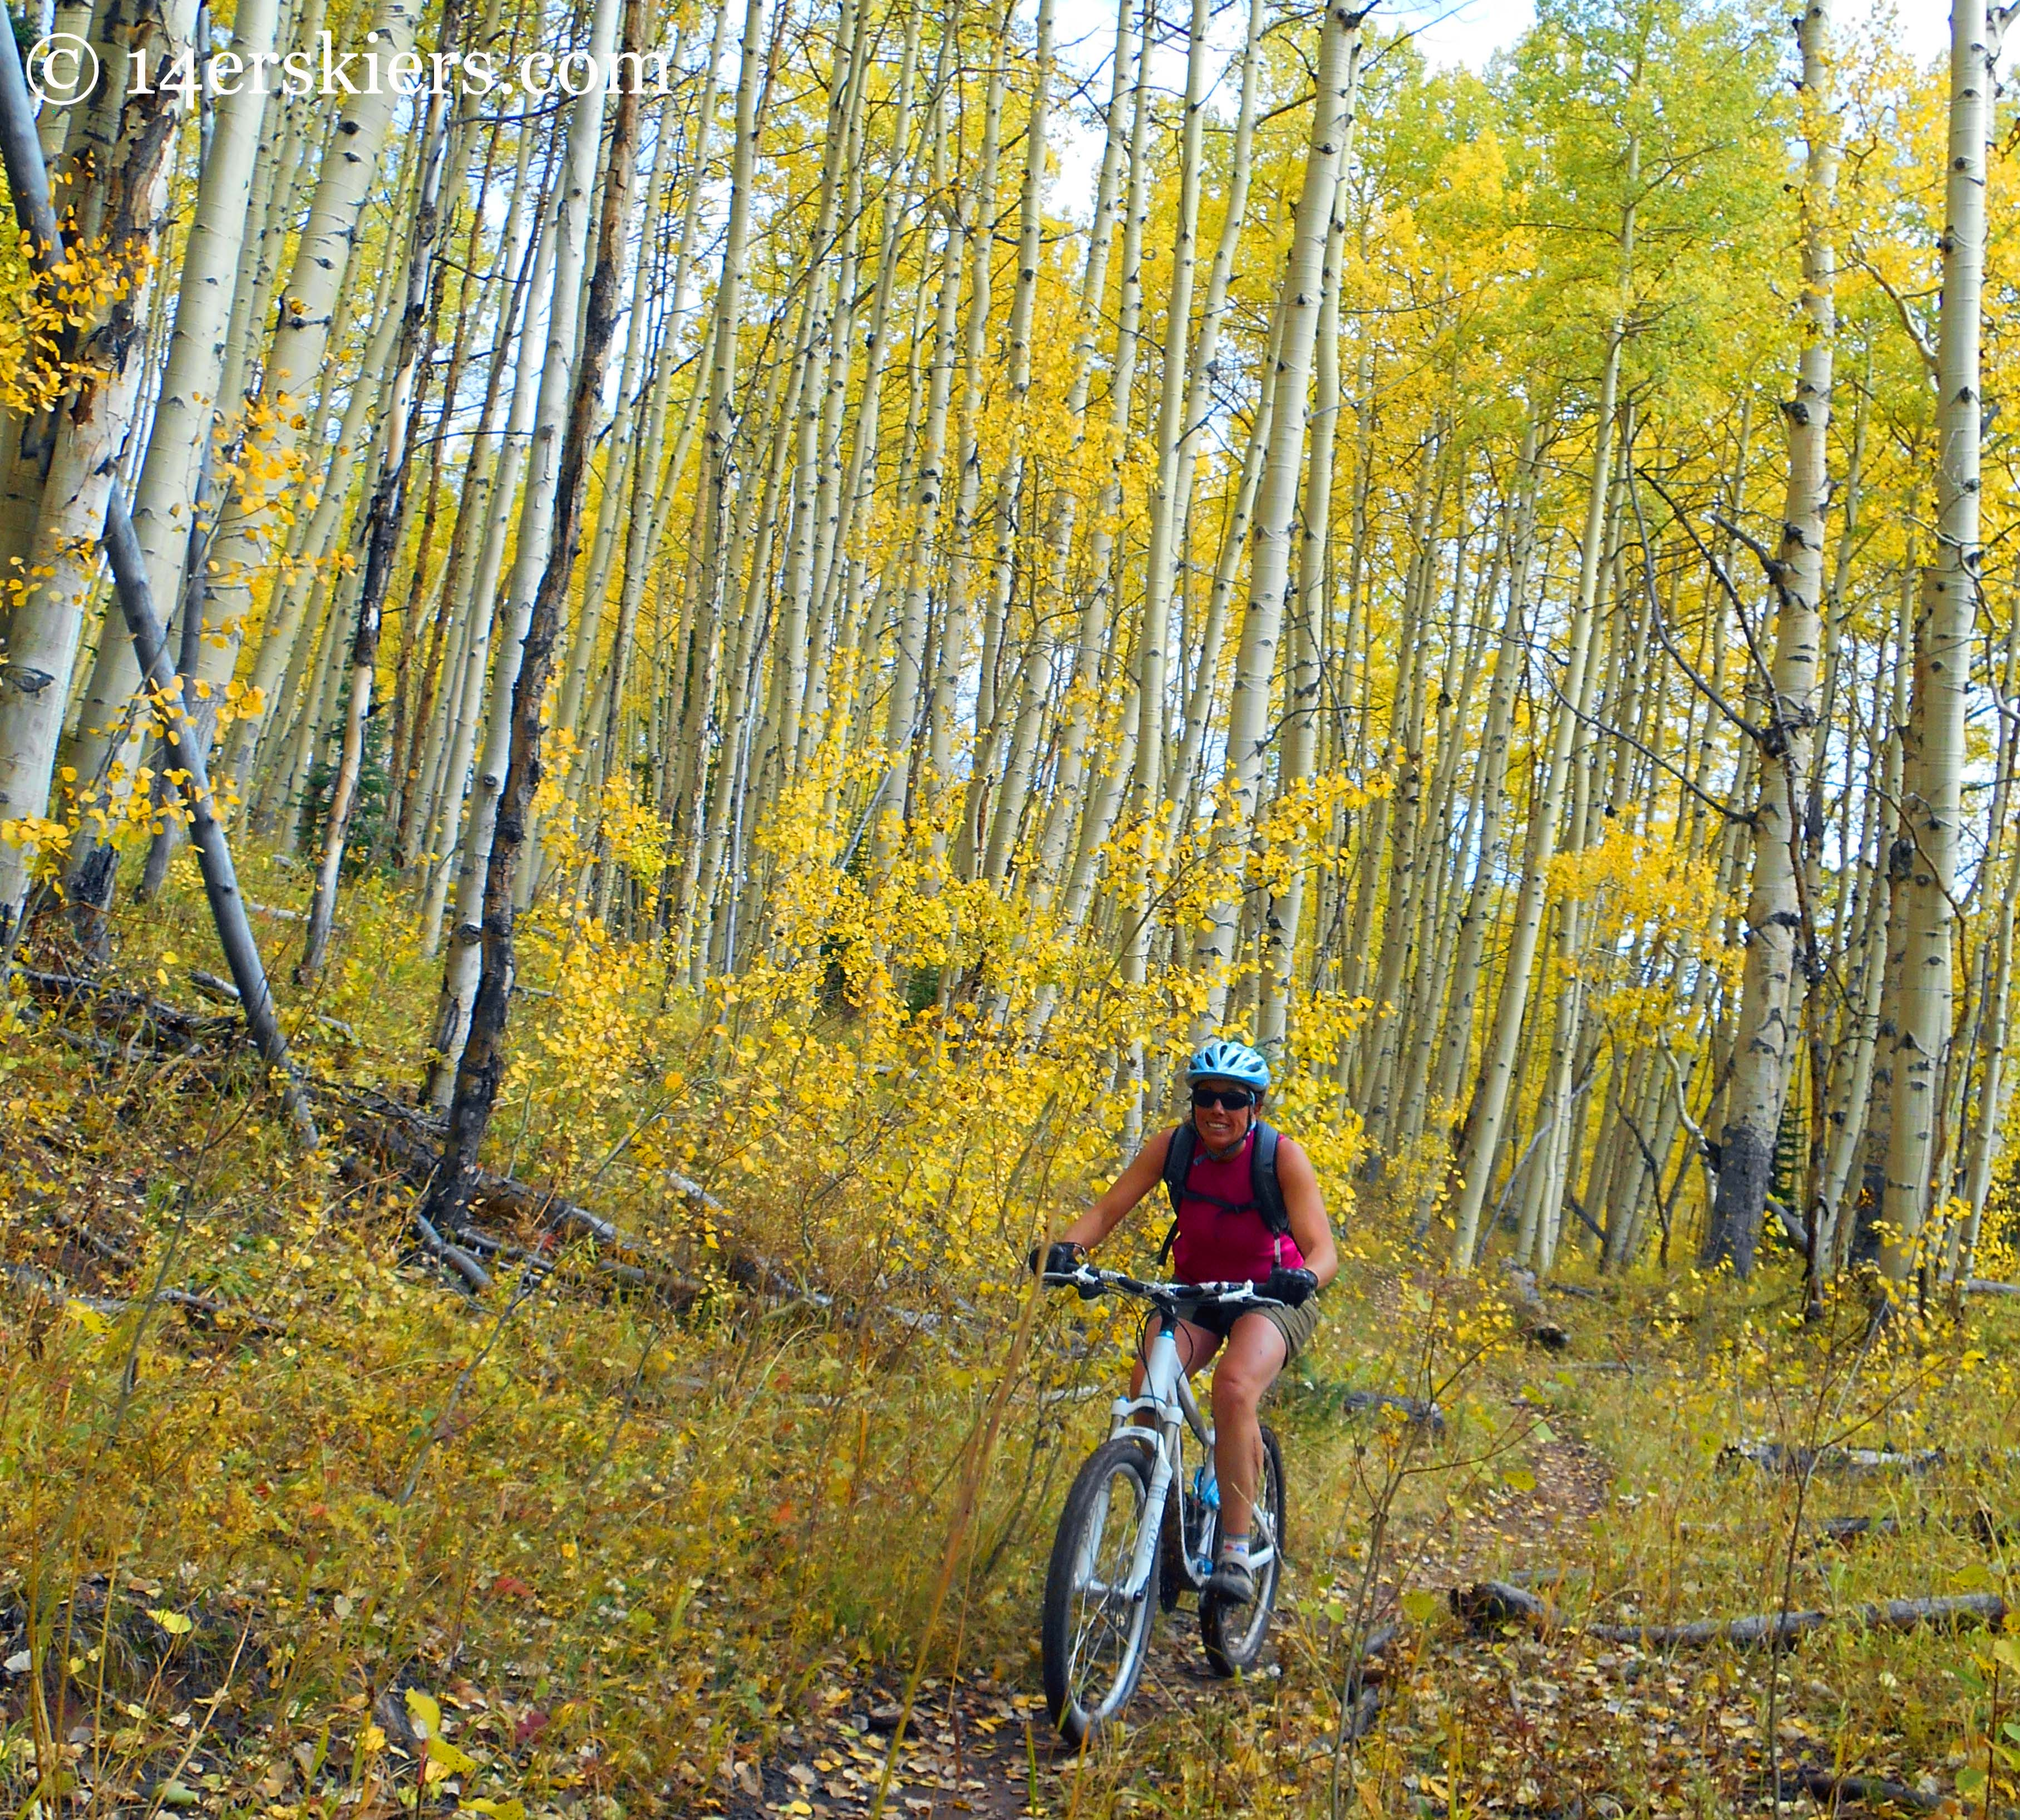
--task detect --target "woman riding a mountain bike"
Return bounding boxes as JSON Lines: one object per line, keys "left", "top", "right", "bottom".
{"left": 1031, "top": 1039, "right": 1338, "bottom": 1740}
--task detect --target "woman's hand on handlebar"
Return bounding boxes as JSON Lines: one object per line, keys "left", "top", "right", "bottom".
{"left": 1260, "top": 1266, "right": 1318, "bottom": 1308}
{"left": 1028, "top": 1241, "right": 1086, "bottom": 1278}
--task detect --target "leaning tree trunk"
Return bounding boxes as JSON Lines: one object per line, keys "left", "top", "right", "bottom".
{"left": 56, "top": 0, "right": 278, "bottom": 943}
{"left": 0, "top": 0, "right": 190, "bottom": 954}
{"left": 426, "top": 0, "right": 644, "bottom": 1227}
{"left": 422, "top": 0, "right": 629, "bottom": 1098}
{"left": 1702, "top": 0, "right": 1838, "bottom": 1277}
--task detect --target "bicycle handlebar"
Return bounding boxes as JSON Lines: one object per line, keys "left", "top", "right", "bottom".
{"left": 1041, "top": 1262, "right": 1288, "bottom": 1310}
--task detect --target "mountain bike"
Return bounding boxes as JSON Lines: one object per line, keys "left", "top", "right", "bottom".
{"left": 1037, "top": 1263, "right": 1287, "bottom": 1744}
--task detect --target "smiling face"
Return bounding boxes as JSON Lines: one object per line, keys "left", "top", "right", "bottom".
{"left": 1190, "top": 1077, "right": 1258, "bottom": 1154}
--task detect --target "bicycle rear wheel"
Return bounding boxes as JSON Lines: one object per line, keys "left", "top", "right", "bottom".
{"left": 1200, "top": 1423, "right": 1285, "bottom": 1676}
{"left": 1041, "top": 1437, "right": 1161, "bottom": 1744}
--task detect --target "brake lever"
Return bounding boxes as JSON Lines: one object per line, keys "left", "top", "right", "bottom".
{"left": 1041, "top": 1267, "right": 1107, "bottom": 1300}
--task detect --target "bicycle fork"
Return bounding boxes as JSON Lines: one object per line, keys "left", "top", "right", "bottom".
{"left": 1116, "top": 1321, "right": 1192, "bottom": 1602}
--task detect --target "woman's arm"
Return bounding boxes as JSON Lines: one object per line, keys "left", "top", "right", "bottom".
{"left": 1277, "top": 1136, "right": 1338, "bottom": 1288}
{"left": 1056, "top": 1127, "right": 1176, "bottom": 1252}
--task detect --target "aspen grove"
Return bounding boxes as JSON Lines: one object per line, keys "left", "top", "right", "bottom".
{"left": 7, "top": 0, "right": 2020, "bottom": 1811}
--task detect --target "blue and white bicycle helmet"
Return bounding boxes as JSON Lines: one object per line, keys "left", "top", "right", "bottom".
{"left": 1185, "top": 1038, "right": 1270, "bottom": 1094}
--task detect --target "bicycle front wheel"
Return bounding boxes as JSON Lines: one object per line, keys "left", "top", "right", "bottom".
{"left": 1200, "top": 1422, "right": 1285, "bottom": 1676}
{"left": 1041, "top": 1437, "right": 1161, "bottom": 1745}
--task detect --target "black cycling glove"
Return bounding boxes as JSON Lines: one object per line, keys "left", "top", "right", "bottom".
{"left": 1028, "top": 1241, "right": 1086, "bottom": 1277}
{"left": 1260, "top": 1266, "right": 1318, "bottom": 1308}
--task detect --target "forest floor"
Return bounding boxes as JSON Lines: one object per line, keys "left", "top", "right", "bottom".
{"left": 6, "top": 882, "right": 2020, "bottom": 1819}
{"left": 721, "top": 1384, "right": 1618, "bottom": 1820}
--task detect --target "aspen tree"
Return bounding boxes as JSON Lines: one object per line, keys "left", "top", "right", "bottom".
{"left": 1194, "top": 1, "right": 1363, "bottom": 1022}
{"left": 429, "top": 0, "right": 646, "bottom": 1224}
{"left": 1256, "top": 190, "right": 1346, "bottom": 1052}
{"left": 189, "top": 0, "right": 422, "bottom": 754}
{"left": 1121, "top": 0, "right": 1210, "bottom": 1045}
{"left": 301, "top": 0, "right": 472, "bottom": 976}
{"left": 0, "top": 0, "right": 191, "bottom": 952}
{"left": 1449, "top": 382, "right": 1625, "bottom": 1268}
{"left": 1878, "top": 2, "right": 1998, "bottom": 1285}
{"left": 1703, "top": 0, "right": 1837, "bottom": 1277}
{"left": 422, "top": 0, "right": 623, "bottom": 1089}
{"left": 55, "top": 0, "right": 278, "bottom": 934}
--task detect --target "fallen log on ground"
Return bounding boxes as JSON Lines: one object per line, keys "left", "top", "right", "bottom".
{"left": 16, "top": 976, "right": 815, "bottom": 1312}
{"left": 412, "top": 1213, "right": 492, "bottom": 1295}
{"left": 1782, "top": 1764, "right": 1939, "bottom": 1812}
{"left": 1964, "top": 1278, "right": 2020, "bottom": 1297}
{"left": 4, "top": 1261, "right": 281, "bottom": 1332}
{"left": 323, "top": 1086, "right": 814, "bottom": 1307}
{"left": 1816, "top": 1512, "right": 2013, "bottom": 1549}
{"left": 1341, "top": 1390, "right": 1446, "bottom": 1432}
{"left": 1451, "top": 1578, "right": 2008, "bottom": 1647}
{"left": 1720, "top": 1440, "right": 1946, "bottom": 1477}
{"left": 16, "top": 967, "right": 239, "bottom": 1050}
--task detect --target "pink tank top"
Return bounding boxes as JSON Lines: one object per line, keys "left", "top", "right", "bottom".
{"left": 1169, "top": 1127, "right": 1304, "bottom": 1284}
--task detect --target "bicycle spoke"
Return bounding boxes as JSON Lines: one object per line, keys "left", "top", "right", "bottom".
{"left": 1062, "top": 1463, "right": 1147, "bottom": 1720}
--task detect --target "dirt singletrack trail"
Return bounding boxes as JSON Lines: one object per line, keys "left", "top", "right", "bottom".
{"left": 721, "top": 1373, "right": 1620, "bottom": 1820}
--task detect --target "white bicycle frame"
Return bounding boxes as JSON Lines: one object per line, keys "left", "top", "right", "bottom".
{"left": 1102, "top": 1303, "right": 1278, "bottom": 1602}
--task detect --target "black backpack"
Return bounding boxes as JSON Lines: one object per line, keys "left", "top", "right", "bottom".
{"left": 1156, "top": 1120, "right": 1290, "bottom": 1265}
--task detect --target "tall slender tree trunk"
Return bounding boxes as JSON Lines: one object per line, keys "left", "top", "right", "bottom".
{"left": 1878, "top": 2, "right": 1997, "bottom": 1285}
{"left": 428, "top": 0, "right": 644, "bottom": 1224}
{"left": 1703, "top": 0, "right": 1837, "bottom": 1275}
{"left": 1194, "top": 1, "right": 1364, "bottom": 1022}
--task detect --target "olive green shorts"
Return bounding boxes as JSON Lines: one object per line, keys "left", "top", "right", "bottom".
{"left": 1188, "top": 1295, "right": 1321, "bottom": 1365}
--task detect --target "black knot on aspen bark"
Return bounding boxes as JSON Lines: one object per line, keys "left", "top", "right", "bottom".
{"left": 1781, "top": 397, "right": 1810, "bottom": 425}
{"left": 2, "top": 665, "right": 56, "bottom": 695}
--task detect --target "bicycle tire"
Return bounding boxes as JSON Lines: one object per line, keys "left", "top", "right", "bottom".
{"left": 1199, "top": 1423, "right": 1285, "bottom": 1677}
{"left": 1041, "top": 1437, "right": 1162, "bottom": 1744}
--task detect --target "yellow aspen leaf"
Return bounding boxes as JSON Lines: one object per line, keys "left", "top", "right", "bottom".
{"left": 426, "top": 1738, "right": 479, "bottom": 1777}
{"left": 404, "top": 1689, "right": 441, "bottom": 1739}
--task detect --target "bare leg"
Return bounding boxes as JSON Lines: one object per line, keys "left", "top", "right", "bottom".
{"left": 1209, "top": 1314, "right": 1287, "bottom": 1538}
{"left": 1129, "top": 1317, "right": 1220, "bottom": 1399}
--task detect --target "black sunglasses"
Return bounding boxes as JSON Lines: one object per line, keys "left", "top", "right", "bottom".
{"left": 1190, "top": 1086, "right": 1256, "bottom": 1111}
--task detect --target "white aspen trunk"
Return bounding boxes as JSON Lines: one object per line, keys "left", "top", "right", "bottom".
{"left": 665, "top": 0, "right": 770, "bottom": 941}
{"left": 934, "top": 3, "right": 1010, "bottom": 868}
{"left": 0, "top": 0, "right": 191, "bottom": 949}
{"left": 555, "top": 102, "right": 672, "bottom": 759}
{"left": 1447, "top": 336, "right": 1624, "bottom": 1271}
{"left": 1193, "top": 2, "right": 1362, "bottom": 1021}
{"left": 1162, "top": 293, "right": 1285, "bottom": 858}
{"left": 1256, "top": 194, "right": 1346, "bottom": 1051}
{"left": 1432, "top": 426, "right": 1541, "bottom": 1116}
{"left": 805, "top": 0, "right": 930, "bottom": 767}
{"left": 968, "top": 0, "right": 1054, "bottom": 880}
{"left": 763, "top": 0, "right": 861, "bottom": 794}
{"left": 991, "top": 0, "right": 1148, "bottom": 891}
{"left": 421, "top": 0, "right": 621, "bottom": 1094}
{"left": 188, "top": 0, "right": 421, "bottom": 741}
{"left": 1025, "top": 0, "right": 1149, "bottom": 899}
{"left": 300, "top": 0, "right": 475, "bottom": 977}
{"left": 875, "top": 179, "right": 963, "bottom": 856}
{"left": 1879, "top": 2, "right": 1996, "bottom": 1284}
{"left": 794, "top": 9, "right": 878, "bottom": 768}
{"left": 55, "top": 0, "right": 278, "bottom": 924}
{"left": 417, "top": 247, "right": 560, "bottom": 955}
{"left": 1703, "top": 0, "right": 1837, "bottom": 1276}
{"left": 216, "top": 249, "right": 411, "bottom": 794}
{"left": 1117, "top": 0, "right": 1210, "bottom": 1065}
